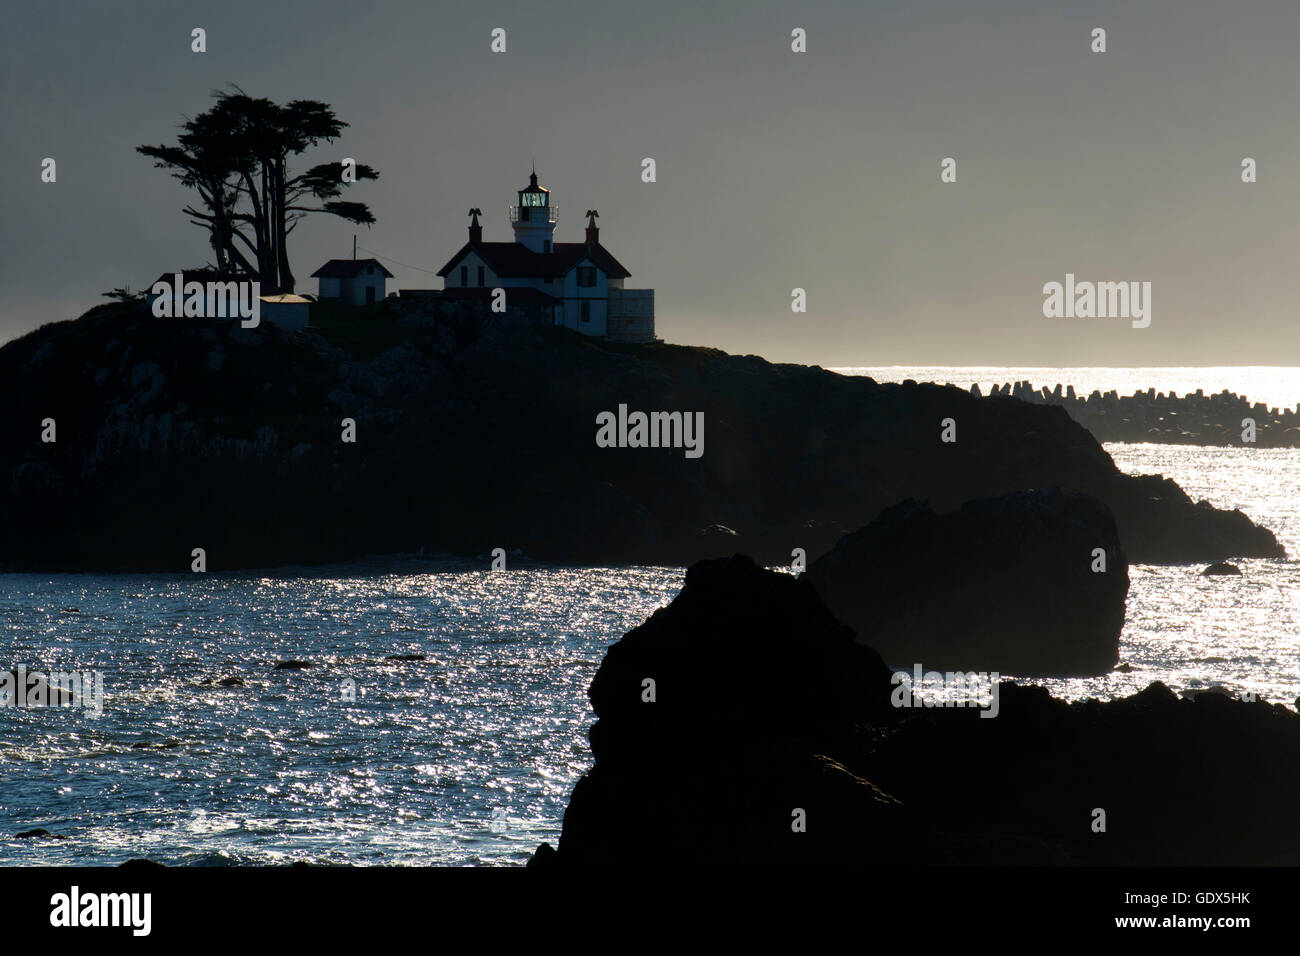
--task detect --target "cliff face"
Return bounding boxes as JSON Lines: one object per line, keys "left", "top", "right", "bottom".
{"left": 0, "top": 303, "right": 1285, "bottom": 570}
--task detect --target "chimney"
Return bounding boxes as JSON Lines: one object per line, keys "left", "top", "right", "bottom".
{"left": 468, "top": 208, "right": 482, "bottom": 244}
{"left": 585, "top": 209, "right": 599, "bottom": 246}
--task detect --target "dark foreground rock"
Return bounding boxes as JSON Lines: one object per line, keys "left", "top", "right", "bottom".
{"left": 867, "top": 679, "right": 1300, "bottom": 866}
{"left": 0, "top": 302, "right": 1284, "bottom": 570}
{"left": 550, "top": 555, "right": 902, "bottom": 865}
{"left": 803, "top": 490, "right": 1128, "bottom": 676}
{"left": 537, "top": 555, "right": 1300, "bottom": 866}
{"left": 1203, "top": 561, "right": 1242, "bottom": 576}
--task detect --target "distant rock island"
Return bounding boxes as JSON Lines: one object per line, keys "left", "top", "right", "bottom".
{"left": 0, "top": 301, "right": 1285, "bottom": 571}
{"left": 977, "top": 379, "right": 1300, "bottom": 447}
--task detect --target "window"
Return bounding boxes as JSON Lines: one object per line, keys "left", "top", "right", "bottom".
{"left": 543, "top": 240, "right": 551, "bottom": 253}
{"left": 365, "top": 286, "right": 376, "bottom": 305}
{"left": 460, "top": 266, "right": 467, "bottom": 286}
{"left": 577, "top": 266, "right": 597, "bottom": 288}
{"left": 580, "top": 301, "right": 591, "bottom": 323}
{"left": 477, "top": 265, "right": 485, "bottom": 287}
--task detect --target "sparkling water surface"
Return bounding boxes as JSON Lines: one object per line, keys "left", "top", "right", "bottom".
{"left": 3, "top": 405, "right": 1298, "bottom": 866}
{"left": 0, "top": 565, "right": 681, "bottom": 866}
{"left": 1039, "top": 444, "right": 1300, "bottom": 704}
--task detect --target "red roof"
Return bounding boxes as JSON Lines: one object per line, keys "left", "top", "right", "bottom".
{"left": 436, "top": 241, "right": 631, "bottom": 280}
{"left": 310, "top": 258, "right": 394, "bottom": 279}
{"left": 434, "top": 287, "right": 561, "bottom": 306}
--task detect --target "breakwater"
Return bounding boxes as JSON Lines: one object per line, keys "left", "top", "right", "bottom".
{"left": 977, "top": 380, "right": 1300, "bottom": 446}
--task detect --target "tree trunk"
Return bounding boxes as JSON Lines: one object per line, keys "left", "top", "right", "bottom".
{"left": 274, "top": 155, "right": 295, "bottom": 292}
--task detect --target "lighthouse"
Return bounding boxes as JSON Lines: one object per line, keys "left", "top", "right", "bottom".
{"left": 509, "top": 168, "right": 557, "bottom": 253}
{"left": 436, "top": 167, "right": 657, "bottom": 343}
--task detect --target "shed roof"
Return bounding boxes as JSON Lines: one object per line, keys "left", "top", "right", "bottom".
{"left": 310, "top": 258, "right": 394, "bottom": 279}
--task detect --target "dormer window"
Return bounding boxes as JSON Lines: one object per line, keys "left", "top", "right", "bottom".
{"left": 576, "top": 266, "right": 597, "bottom": 288}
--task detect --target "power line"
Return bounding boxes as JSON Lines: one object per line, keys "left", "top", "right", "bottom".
{"left": 354, "top": 244, "right": 441, "bottom": 276}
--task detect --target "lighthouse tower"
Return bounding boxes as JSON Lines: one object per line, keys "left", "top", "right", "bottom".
{"left": 509, "top": 167, "right": 557, "bottom": 253}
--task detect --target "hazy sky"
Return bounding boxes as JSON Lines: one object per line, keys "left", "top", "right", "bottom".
{"left": 3, "top": 0, "right": 1299, "bottom": 366}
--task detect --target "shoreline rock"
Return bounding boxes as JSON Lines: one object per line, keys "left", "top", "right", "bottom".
{"left": 803, "top": 490, "right": 1128, "bottom": 676}
{"left": 550, "top": 555, "right": 899, "bottom": 865}
{"left": 538, "top": 555, "right": 1300, "bottom": 866}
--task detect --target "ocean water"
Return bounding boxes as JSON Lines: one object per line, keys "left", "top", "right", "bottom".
{"left": 1039, "top": 443, "right": 1300, "bottom": 705}
{"left": 0, "top": 565, "right": 682, "bottom": 866}
{"left": 3, "top": 390, "right": 1298, "bottom": 866}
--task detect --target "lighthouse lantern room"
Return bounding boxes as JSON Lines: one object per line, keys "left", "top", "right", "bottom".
{"left": 509, "top": 169, "right": 558, "bottom": 253}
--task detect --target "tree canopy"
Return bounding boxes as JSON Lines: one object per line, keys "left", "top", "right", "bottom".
{"left": 138, "top": 88, "right": 379, "bottom": 293}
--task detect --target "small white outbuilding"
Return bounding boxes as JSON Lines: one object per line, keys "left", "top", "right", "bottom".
{"left": 310, "top": 258, "right": 393, "bottom": 306}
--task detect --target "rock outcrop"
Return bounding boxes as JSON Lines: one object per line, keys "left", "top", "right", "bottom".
{"left": 538, "top": 556, "right": 1300, "bottom": 866}
{"left": 550, "top": 555, "right": 903, "bottom": 865}
{"left": 0, "top": 301, "right": 1285, "bottom": 570}
{"left": 865, "top": 679, "right": 1300, "bottom": 865}
{"left": 803, "top": 490, "right": 1128, "bottom": 676}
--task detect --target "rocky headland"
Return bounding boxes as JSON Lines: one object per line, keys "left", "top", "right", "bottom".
{"left": 0, "top": 302, "right": 1285, "bottom": 570}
